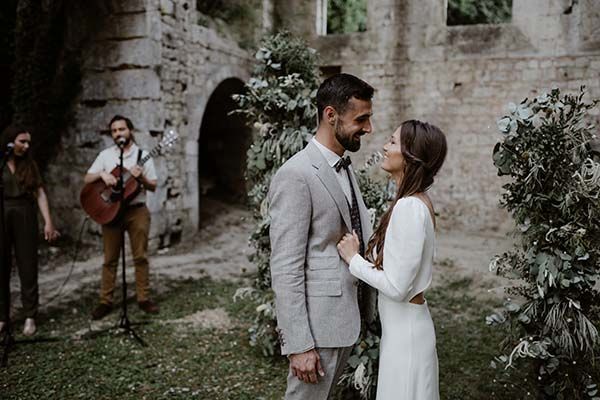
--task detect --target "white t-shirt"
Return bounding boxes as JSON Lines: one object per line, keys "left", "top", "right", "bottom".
{"left": 87, "top": 143, "right": 157, "bottom": 205}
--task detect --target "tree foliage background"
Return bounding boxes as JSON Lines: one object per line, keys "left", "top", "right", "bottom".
{"left": 447, "top": 0, "right": 512, "bottom": 25}
{"left": 327, "top": 0, "right": 367, "bottom": 34}
{"left": 489, "top": 87, "right": 600, "bottom": 399}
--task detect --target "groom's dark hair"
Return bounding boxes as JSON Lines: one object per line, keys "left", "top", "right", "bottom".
{"left": 316, "top": 73, "right": 374, "bottom": 122}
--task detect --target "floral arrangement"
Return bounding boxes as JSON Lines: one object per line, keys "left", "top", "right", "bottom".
{"left": 233, "top": 31, "right": 393, "bottom": 398}
{"left": 489, "top": 87, "right": 600, "bottom": 398}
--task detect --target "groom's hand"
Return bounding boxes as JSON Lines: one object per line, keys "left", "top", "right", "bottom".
{"left": 289, "top": 349, "right": 325, "bottom": 384}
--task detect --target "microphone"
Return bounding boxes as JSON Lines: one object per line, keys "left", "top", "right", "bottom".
{"left": 5, "top": 143, "right": 14, "bottom": 156}
{"left": 116, "top": 137, "right": 127, "bottom": 147}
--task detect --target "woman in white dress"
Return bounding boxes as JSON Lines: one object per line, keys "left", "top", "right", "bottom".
{"left": 337, "top": 120, "right": 447, "bottom": 400}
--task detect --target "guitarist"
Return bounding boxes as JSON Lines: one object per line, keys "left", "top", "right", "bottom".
{"left": 84, "top": 115, "right": 159, "bottom": 320}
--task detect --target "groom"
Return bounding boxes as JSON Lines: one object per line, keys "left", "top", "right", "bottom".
{"left": 269, "top": 73, "right": 375, "bottom": 399}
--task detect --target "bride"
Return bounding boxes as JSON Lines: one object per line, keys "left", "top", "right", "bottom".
{"left": 337, "top": 120, "right": 447, "bottom": 400}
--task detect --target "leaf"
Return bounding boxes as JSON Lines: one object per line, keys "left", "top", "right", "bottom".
{"left": 347, "top": 355, "right": 361, "bottom": 368}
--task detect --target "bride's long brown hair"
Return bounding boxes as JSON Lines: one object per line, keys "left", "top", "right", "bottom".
{"left": 366, "top": 120, "right": 447, "bottom": 270}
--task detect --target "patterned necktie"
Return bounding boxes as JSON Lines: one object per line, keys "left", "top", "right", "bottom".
{"left": 334, "top": 156, "right": 365, "bottom": 256}
{"left": 335, "top": 156, "right": 369, "bottom": 335}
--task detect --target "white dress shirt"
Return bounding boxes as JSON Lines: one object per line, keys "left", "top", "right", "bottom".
{"left": 311, "top": 137, "right": 353, "bottom": 202}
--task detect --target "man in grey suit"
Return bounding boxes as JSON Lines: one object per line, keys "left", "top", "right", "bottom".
{"left": 269, "top": 73, "right": 375, "bottom": 399}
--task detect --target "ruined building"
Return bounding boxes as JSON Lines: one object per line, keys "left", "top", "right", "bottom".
{"left": 46, "top": 0, "right": 600, "bottom": 247}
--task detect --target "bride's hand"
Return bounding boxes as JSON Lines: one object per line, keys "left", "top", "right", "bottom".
{"left": 337, "top": 231, "right": 360, "bottom": 265}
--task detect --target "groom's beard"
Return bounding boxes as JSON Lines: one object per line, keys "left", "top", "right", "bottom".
{"left": 335, "top": 121, "right": 364, "bottom": 152}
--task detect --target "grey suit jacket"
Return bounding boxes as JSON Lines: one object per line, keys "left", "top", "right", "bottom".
{"left": 269, "top": 141, "right": 374, "bottom": 355}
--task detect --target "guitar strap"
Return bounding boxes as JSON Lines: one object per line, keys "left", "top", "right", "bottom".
{"left": 137, "top": 149, "right": 143, "bottom": 164}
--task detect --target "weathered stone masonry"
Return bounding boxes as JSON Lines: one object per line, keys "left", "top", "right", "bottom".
{"left": 46, "top": 0, "right": 600, "bottom": 246}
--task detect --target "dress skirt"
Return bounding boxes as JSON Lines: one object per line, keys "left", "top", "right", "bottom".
{"left": 375, "top": 295, "right": 439, "bottom": 400}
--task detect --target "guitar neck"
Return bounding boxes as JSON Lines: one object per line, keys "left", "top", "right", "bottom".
{"left": 138, "top": 145, "right": 162, "bottom": 166}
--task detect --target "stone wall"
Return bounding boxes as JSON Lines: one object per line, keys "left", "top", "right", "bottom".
{"left": 45, "top": 0, "right": 600, "bottom": 243}
{"left": 306, "top": 0, "right": 600, "bottom": 231}
{"left": 46, "top": 0, "right": 252, "bottom": 248}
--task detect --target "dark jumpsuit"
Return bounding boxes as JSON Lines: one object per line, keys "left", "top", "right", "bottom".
{"left": 0, "top": 167, "right": 39, "bottom": 321}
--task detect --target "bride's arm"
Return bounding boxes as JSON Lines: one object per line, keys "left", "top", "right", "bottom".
{"left": 348, "top": 198, "right": 427, "bottom": 301}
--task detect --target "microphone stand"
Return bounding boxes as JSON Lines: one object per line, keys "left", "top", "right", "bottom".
{"left": 115, "top": 142, "right": 146, "bottom": 346}
{"left": 0, "top": 149, "right": 13, "bottom": 367}
{"left": 0, "top": 150, "right": 61, "bottom": 368}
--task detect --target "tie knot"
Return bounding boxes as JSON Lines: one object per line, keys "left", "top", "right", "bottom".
{"left": 334, "top": 156, "right": 352, "bottom": 172}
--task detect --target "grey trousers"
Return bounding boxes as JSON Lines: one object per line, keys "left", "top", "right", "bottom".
{"left": 284, "top": 346, "right": 353, "bottom": 400}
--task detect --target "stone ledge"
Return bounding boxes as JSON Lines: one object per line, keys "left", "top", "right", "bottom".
{"left": 81, "top": 69, "right": 161, "bottom": 100}
{"left": 190, "top": 25, "right": 251, "bottom": 60}
{"left": 98, "top": 11, "right": 161, "bottom": 41}
{"left": 445, "top": 24, "right": 534, "bottom": 58}
{"left": 108, "top": 0, "right": 156, "bottom": 13}
{"left": 75, "top": 99, "right": 164, "bottom": 133}
{"left": 84, "top": 38, "right": 161, "bottom": 69}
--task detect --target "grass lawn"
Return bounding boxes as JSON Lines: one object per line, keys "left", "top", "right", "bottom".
{"left": 1, "top": 273, "right": 535, "bottom": 399}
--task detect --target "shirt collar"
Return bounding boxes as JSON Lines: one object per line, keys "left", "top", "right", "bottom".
{"left": 112, "top": 142, "right": 139, "bottom": 157}
{"left": 311, "top": 137, "right": 345, "bottom": 169}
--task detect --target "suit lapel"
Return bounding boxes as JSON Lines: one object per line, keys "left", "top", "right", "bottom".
{"left": 305, "top": 142, "right": 352, "bottom": 231}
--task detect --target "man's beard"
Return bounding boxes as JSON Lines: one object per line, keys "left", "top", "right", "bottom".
{"left": 114, "top": 135, "right": 131, "bottom": 147}
{"left": 335, "top": 121, "right": 363, "bottom": 152}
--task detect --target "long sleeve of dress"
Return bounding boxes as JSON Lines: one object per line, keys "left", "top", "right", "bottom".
{"left": 348, "top": 197, "right": 427, "bottom": 302}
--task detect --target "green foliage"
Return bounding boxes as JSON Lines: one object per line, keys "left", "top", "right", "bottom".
{"left": 232, "top": 31, "right": 320, "bottom": 356}
{"left": 327, "top": 0, "right": 368, "bottom": 34}
{"left": 233, "top": 33, "right": 391, "bottom": 399}
{"left": 233, "top": 30, "right": 399, "bottom": 398}
{"left": 0, "top": 0, "right": 17, "bottom": 129}
{"left": 489, "top": 87, "right": 600, "bottom": 398}
{"left": 196, "top": 0, "right": 261, "bottom": 49}
{"left": 8, "top": 0, "right": 105, "bottom": 171}
{"left": 447, "top": 0, "right": 512, "bottom": 26}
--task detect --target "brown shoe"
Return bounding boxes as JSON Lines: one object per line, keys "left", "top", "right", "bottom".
{"left": 138, "top": 300, "right": 159, "bottom": 314}
{"left": 91, "top": 303, "right": 113, "bottom": 320}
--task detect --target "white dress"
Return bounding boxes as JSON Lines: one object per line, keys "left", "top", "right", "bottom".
{"left": 349, "top": 196, "right": 439, "bottom": 400}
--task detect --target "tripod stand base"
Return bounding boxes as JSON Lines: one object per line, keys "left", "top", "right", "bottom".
{"left": 117, "top": 314, "right": 147, "bottom": 347}
{"left": 0, "top": 329, "right": 15, "bottom": 367}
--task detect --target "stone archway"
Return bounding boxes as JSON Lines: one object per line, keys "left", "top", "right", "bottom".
{"left": 197, "top": 78, "right": 250, "bottom": 227}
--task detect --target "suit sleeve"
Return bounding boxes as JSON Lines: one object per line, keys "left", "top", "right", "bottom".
{"left": 269, "top": 166, "right": 314, "bottom": 355}
{"left": 348, "top": 197, "right": 427, "bottom": 302}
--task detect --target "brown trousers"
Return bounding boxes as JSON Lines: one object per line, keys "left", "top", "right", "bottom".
{"left": 100, "top": 205, "right": 151, "bottom": 305}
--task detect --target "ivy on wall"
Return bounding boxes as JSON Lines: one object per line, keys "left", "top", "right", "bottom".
{"left": 4, "top": 0, "right": 106, "bottom": 171}
{"left": 447, "top": 0, "right": 512, "bottom": 26}
{"left": 327, "top": 0, "right": 367, "bottom": 34}
{"left": 0, "top": 0, "right": 17, "bottom": 130}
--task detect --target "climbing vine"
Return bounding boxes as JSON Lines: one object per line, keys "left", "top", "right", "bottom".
{"left": 5, "top": 0, "right": 105, "bottom": 170}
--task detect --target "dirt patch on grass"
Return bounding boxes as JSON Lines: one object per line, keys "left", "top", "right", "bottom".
{"left": 8, "top": 197, "right": 516, "bottom": 315}
{"left": 161, "top": 307, "right": 232, "bottom": 331}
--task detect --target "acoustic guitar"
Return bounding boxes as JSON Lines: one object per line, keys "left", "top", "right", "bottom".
{"left": 80, "top": 130, "right": 179, "bottom": 225}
